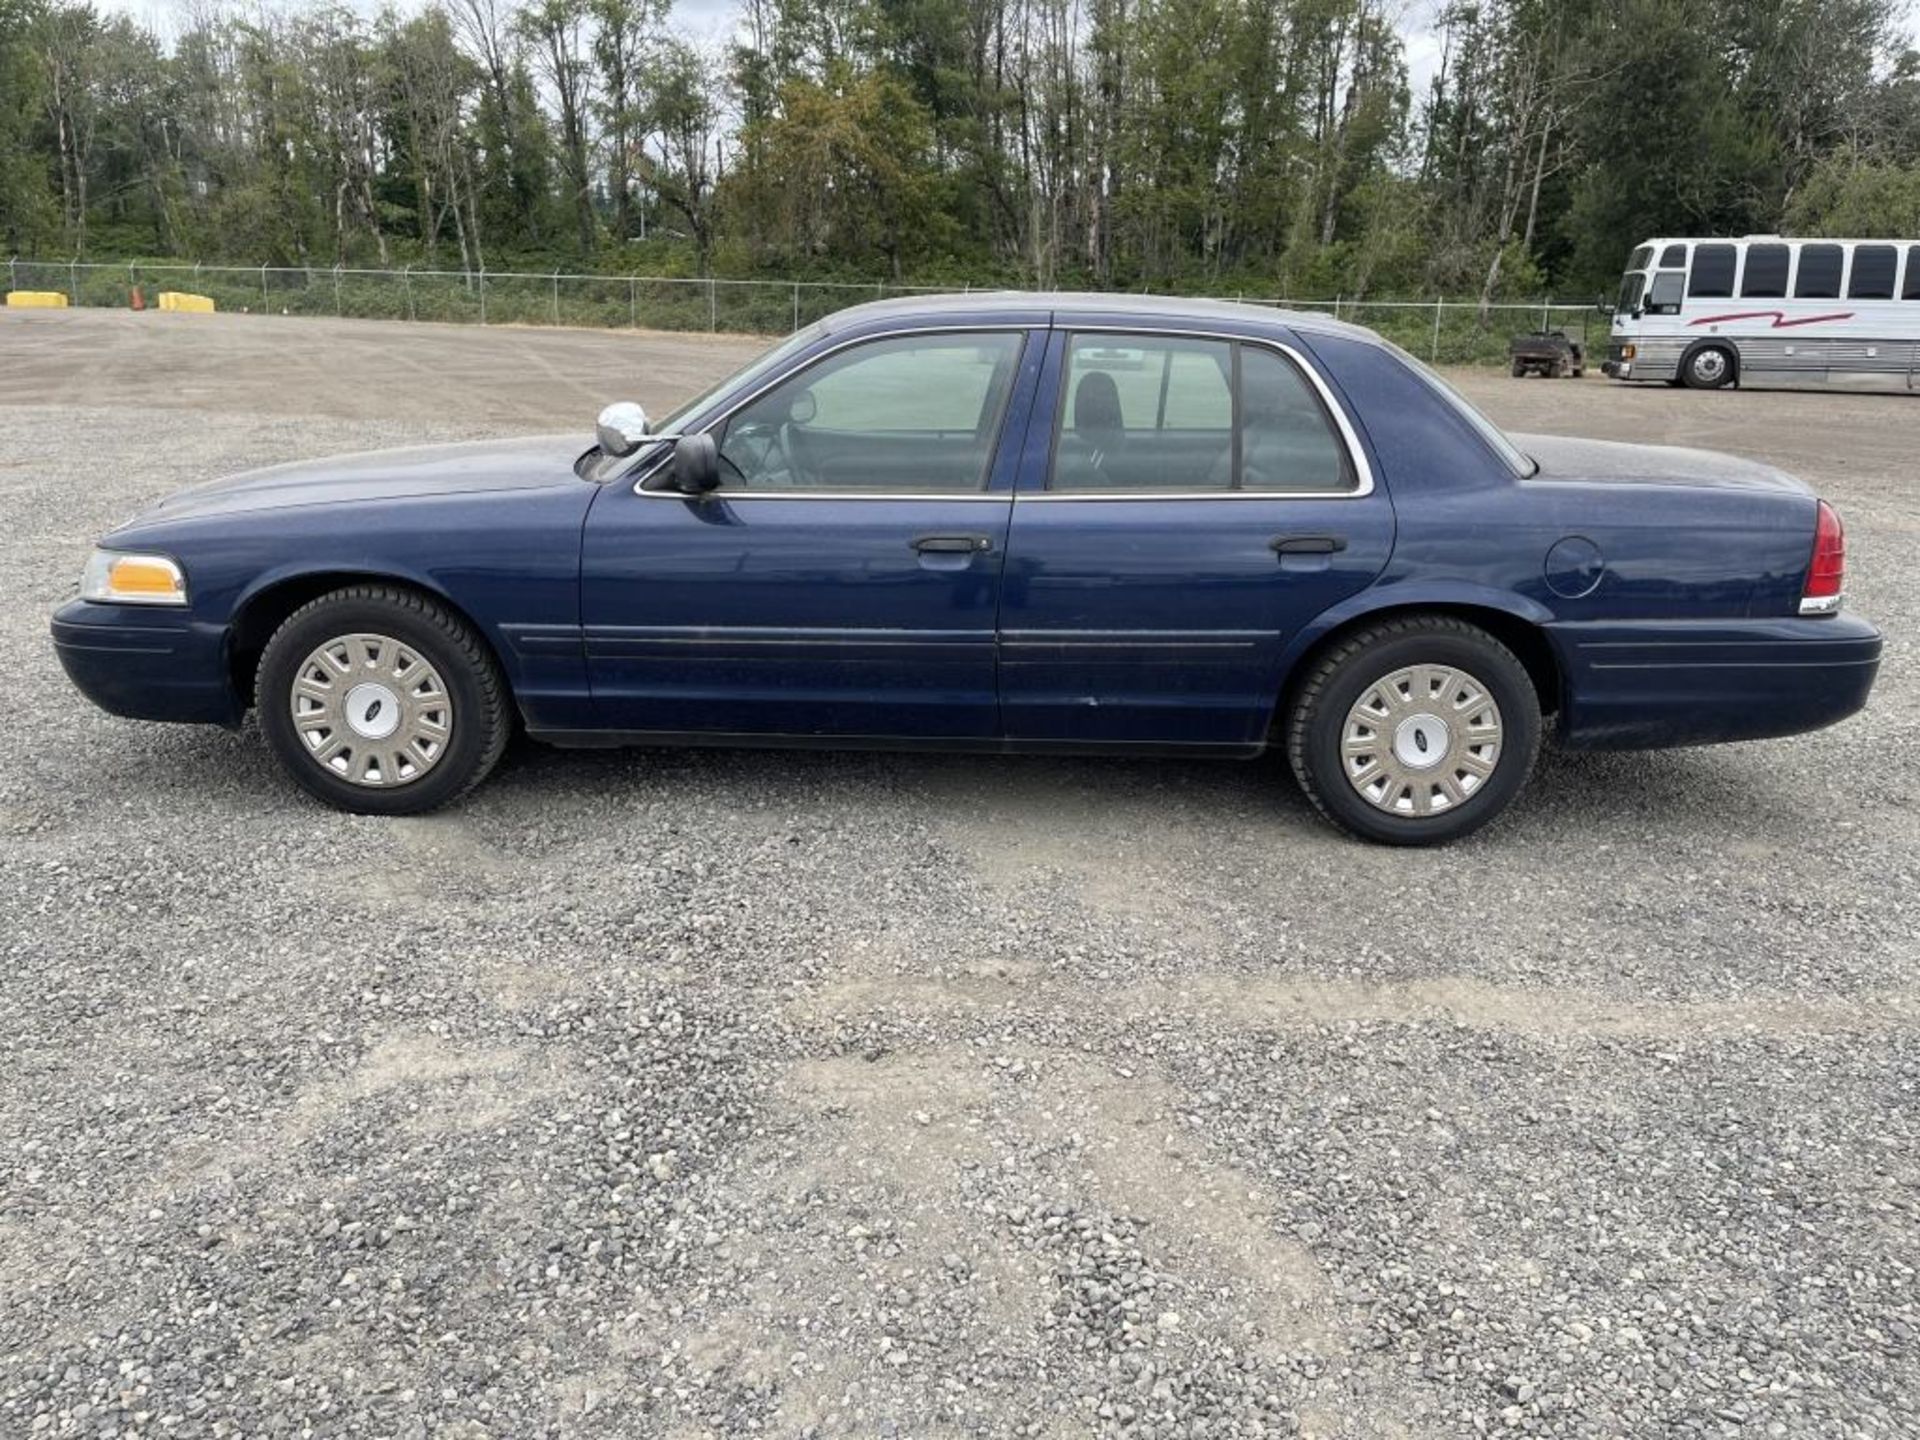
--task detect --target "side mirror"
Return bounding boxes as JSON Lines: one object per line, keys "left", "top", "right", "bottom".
{"left": 668, "top": 433, "right": 720, "bottom": 494}
{"left": 595, "top": 401, "right": 650, "bottom": 457}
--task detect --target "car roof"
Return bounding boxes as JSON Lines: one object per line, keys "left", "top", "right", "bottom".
{"left": 817, "top": 289, "right": 1387, "bottom": 345}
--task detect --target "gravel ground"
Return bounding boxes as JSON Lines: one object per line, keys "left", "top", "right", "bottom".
{"left": 0, "top": 309, "right": 1915, "bottom": 1439}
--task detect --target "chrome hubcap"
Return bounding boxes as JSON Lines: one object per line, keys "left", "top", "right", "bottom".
{"left": 1694, "top": 351, "right": 1727, "bottom": 382}
{"left": 290, "top": 633, "right": 453, "bottom": 788}
{"left": 1342, "top": 664, "right": 1503, "bottom": 817}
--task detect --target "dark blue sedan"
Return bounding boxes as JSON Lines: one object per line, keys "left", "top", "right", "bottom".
{"left": 51, "top": 294, "right": 1881, "bottom": 844}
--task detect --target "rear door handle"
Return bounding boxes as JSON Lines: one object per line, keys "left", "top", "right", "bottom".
{"left": 1270, "top": 534, "right": 1347, "bottom": 556}
{"left": 912, "top": 533, "right": 994, "bottom": 554}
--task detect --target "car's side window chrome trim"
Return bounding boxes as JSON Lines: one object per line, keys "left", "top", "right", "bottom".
{"left": 1021, "top": 329, "right": 1374, "bottom": 502}
{"left": 632, "top": 324, "right": 1035, "bottom": 498}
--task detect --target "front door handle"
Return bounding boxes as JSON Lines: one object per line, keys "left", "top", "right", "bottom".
{"left": 1270, "top": 534, "right": 1347, "bottom": 556}
{"left": 912, "top": 533, "right": 994, "bottom": 554}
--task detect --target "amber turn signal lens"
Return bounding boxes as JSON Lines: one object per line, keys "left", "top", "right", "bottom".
{"left": 79, "top": 549, "right": 188, "bottom": 605}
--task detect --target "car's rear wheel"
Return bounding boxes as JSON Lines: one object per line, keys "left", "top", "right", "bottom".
{"left": 256, "top": 585, "right": 510, "bottom": 814}
{"left": 1287, "top": 616, "right": 1541, "bottom": 845}
{"left": 1682, "top": 344, "right": 1734, "bottom": 389}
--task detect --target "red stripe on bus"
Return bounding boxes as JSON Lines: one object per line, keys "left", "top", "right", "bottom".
{"left": 1688, "top": 310, "right": 1855, "bottom": 328}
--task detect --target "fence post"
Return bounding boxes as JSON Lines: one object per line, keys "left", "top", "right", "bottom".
{"left": 630, "top": 275, "right": 637, "bottom": 329}
{"left": 478, "top": 266, "right": 487, "bottom": 326}
{"left": 708, "top": 277, "right": 716, "bottom": 332}
{"left": 551, "top": 269, "right": 560, "bottom": 325}
{"left": 332, "top": 264, "right": 341, "bottom": 316}
{"left": 792, "top": 282, "right": 799, "bottom": 333}
{"left": 260, "top": 263, "right": 269, "bottom": 311}
{"left": 403, "top": 264, "right": 414, "bottom": 322}
{"left": 69, "top": 256, "right": 78, "bottom": 304}
{"left": 1431, "top": 297, "right": 1442, "bottom": 363}
{"left": 7, "top": 255, "right": 15, "bottom": 295}
{"left": 1542, "top": 296, "right": 1550, "bottom": 331}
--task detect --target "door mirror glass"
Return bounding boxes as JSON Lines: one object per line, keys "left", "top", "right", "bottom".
{"left": 595, "top": 401, "right": 650, "bottom": 457}
{"left": 669, "top": 433, "right": 720, "bottom": 493}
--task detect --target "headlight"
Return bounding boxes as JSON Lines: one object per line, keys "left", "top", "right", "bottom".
{"left": 80, "top": 549, "right": 188, "bottom": 606}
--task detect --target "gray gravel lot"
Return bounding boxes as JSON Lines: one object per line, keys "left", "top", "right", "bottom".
{"left": 1, "top": 308, "right": 1915, "bottom": 1439}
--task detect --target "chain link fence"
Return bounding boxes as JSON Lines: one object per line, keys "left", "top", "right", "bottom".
{"left": 6, "top": 257, "right": 1600, "bottom": 366}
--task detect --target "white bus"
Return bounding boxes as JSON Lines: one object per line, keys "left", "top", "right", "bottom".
{"left": 1602, "top": 234, "right": 1920, "bottom": 390}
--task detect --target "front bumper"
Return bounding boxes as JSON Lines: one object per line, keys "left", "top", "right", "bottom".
{"left": 51, "top": 600, "right": 242, "bottom": 726}
{"left": 1550, "top": 613, "right": 1882, "bottom": 749}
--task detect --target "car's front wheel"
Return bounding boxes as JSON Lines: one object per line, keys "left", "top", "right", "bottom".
{"left": 1287, "top": 616, "right": 1541, "bottom": 845}
{"left": 256, "top": 585, "right": 510, "bottom": 814}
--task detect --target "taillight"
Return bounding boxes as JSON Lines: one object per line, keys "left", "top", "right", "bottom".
{"left": 1799, "top": 500, "right": 1845, "bottom": 615}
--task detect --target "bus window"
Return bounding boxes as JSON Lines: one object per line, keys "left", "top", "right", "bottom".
{"left": 1849, "top": 245, "right": 1896, "bottom": 299}
{"left": 1659, "top": 244, "right": 1687, "bottom": 268}
{"left": 1644, "top": 272, "right": 1684, "bottom": 316}
{"left": 1903, "top": 246, "right": 1920, "bottom": 299}
{"left": 1796, "top": 244, "right": 1843, "bottom": 299}
{"left": 1742, "top": 244, "right": 1789, "bottom": 297}
{"left": 1628, "top": 246, "right": 1653, "bottom": 271}
{"left": 1617, "top": 272, "right": 1646, "bottom": 314}
{"left": 1689, "top": 244, "right": 1736, "bottom": 298}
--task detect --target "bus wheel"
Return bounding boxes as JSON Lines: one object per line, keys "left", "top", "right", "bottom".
{"left": 1683, "top": 345, "right": 1735, "bottom": 390}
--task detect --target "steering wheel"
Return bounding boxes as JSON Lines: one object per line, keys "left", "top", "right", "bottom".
{"left": 722, "top": 419, "right": 800, "bottom": 487}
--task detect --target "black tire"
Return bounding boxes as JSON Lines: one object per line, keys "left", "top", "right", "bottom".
{"left": 1286, "top": 616, "right": 1541, "bottom": 846}
{"left": 255, "top": 585, "right": 511, "bottom": 815}
{"left": 1681, "top": 344, "right": 1735, "bottom": 390}
{"left": 1510, "top": 359, "right": 1526, "bottom": 378}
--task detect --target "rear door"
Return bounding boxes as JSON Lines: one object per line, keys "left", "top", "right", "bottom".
{"left": 579, "top": 326, "right": 1043, "bottom": 738}
{"left": 998, "top": 325, "right": 1395, "bottom": 746}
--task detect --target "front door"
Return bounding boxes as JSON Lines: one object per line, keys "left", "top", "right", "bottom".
{"left": 998, "top": 327, "right": 1395, "bottom": 747}
{"left": 580, "top": 328, "right": 1040, "bottom": 738}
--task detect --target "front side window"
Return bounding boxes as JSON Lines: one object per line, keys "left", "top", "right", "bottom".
{"left": 716, "top": 332, "right": 1025, "bottom": 492}
{"left": 1049, "top": 335, "right": 1353, "bottom": 493}
{"left": 1644, "top": 271, "right": 1685, "bottom": 315}
{"left": 1689, "top": 244, "right": 1736, "bottom": 298}
{"left": 1742, "top": 244, "right": 1789, "bottom": 298}
{"left": 1849, "top": 245, "right": 1896, "bottom": 299}
{"left": 1795, "top": 244, "right": 1843, "bottom": 299}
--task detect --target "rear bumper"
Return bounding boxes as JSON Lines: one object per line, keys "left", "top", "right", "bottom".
{"left": 1551, "top": 613, "right": 1881, "bottom": 749}
{"left": 51, "top": 600, "right": 242, "bottom": 726}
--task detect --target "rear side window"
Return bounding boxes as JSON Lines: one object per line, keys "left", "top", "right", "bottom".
{"left": 1049, "top": 336, "right": 1353, "bottom": 493}
{"left": 1850, "top": 245, "right": 1897, "bottom": 299}
{"left": 1689, "top": 244, "right": 1736, "bottom": 298}
{"left": 1053, "top": 335, "right": 1233, "bottom": 491}
{"left": 1659, "top": 244, "right": 1688, "bottom": 268}
{"left": 1905, "top": 247, "right": 1920, "bottom": 300}
{"left": 1795, "top": 245, "right": 1843, "bottom": 299}
{"left": 1741, "top": 244, "right": 1789, "bottom": 298}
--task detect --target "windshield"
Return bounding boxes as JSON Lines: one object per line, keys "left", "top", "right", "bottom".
{"left": 585, "top": 322, "right": 827, "bottom": 482}
{"left": 1616, "top": 272, "right": 1646, "bottom": 314}
{"left": 1383, "top": 338, "right": 1537, "bottom": 477}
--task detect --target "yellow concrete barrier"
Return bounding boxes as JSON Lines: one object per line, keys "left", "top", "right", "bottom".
{"left": 156, "top": 291, "right": 216, "bottom": 313}
{"left": 5, "top": 290, "right": 69, "bottom": 308}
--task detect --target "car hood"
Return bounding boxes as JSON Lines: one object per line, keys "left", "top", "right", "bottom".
{"left": 138, "top": 435, "right": 590, "bottom": 522}
{"left": 1513, "top": 433, "right": 1813, "bottom": 496}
